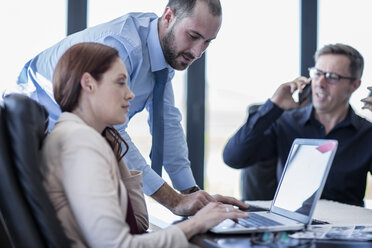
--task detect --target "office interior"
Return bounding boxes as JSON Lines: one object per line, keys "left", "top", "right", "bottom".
{"left": 1, "top": 0, "right": 372, "bottom": 210}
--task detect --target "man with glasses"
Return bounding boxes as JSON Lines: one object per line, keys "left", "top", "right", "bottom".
{"left": 223, "top": 43, "right": 372, "bottom": 207}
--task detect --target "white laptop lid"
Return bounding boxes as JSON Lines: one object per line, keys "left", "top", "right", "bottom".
{"left": 269, "top": 138, "right": 338, "bottom": 224}
{"left": 210, "top": 138, "right": 338, "bottom": 234}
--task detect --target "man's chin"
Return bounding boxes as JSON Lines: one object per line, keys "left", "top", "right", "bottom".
{"left": 173, "top": 60, "right": 193, "bottom": 71}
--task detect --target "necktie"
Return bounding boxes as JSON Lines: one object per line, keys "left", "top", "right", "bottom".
{"left": 151, "top": 68, "right": 168, "bottom": 176}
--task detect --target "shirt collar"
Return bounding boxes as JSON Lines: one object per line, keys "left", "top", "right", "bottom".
{"left": 341, "top": 106, "right": 360, "bottom": 129}
{"left": 300, "top": 104, "right": 359, "bottom": 129}
{"left": 147, "top": 18, "right": 169, "bottom": 72}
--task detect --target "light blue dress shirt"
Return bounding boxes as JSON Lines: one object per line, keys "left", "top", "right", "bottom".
{"left": 4, "top": 12, "right": 196, "bottom": 195}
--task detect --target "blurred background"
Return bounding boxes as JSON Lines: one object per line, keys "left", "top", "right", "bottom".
{"left": 1, "top": 0, "right": 371, "bottom": 206}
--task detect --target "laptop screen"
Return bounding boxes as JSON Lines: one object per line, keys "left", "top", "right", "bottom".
{"left": 271, "top": 139, "right": 337, "bottom": 223}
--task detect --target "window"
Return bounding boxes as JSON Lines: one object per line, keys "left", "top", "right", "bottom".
{"left": 0, "top": 0, "right": 66, "bottom": 95}
{"left": 205, "top": 1, "right": 300, "bottom": 197}
{"left": 319, "top": 0, "right": 372, "bottom": 207}
{"left": 5, "top": 0, "right": 370, "bottom": 207}
{"left": 90, "top": 0, "right": 301, "bottom": 199}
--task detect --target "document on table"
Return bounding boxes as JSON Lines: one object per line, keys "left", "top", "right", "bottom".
{"left": 290, "top": 225, "right": 372, "bottom": 241}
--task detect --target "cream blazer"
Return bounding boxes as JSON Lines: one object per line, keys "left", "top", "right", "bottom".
{"left": 41, "top": 112, "right": 188, "bottom": 248}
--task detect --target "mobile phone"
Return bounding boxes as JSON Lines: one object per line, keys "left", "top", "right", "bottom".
{"left": 299, "top": 83, "right": 312, "bottom": 104}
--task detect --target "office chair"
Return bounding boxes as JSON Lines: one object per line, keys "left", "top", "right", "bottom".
{"left": 0, "top": 94, "right": 71, "bottom": 247}
{"left": 240, "top": 104, "right": 278, "bottom": 201}
{"left": 240, "top": 96, "right": 314, "bottom": 201}
{"left": 241, "top": 159, "right": 278, "bottom": 200}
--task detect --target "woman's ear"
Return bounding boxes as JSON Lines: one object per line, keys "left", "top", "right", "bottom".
{"left": 80, "top": 72, "right": 95, "bottom": 93}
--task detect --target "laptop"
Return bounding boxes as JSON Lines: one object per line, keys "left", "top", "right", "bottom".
{"left": 210, "top": 138, "right": 338, "bottom": 234}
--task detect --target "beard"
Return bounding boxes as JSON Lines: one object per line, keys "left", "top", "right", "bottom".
{"left": 161, "top": 26, "right": 194, "bottom": 70}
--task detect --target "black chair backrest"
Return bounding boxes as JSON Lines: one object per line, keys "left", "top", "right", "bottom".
{"left": 241, "top": 159, "right": 278, "bottom": 201}
{"left": 0, "top": 94, "right": 71, "bottom": 247}
{"left": 240, "top": 103, "right": 278, "bottom": 201}
{"left": 0, "top": 98, "right": 43, "bottom": 247}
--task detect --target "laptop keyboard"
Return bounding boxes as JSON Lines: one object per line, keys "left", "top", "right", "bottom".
{"left": 238, "top": 212, "right": 282, "bottom": 228}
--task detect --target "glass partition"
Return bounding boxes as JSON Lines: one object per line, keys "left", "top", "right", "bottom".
{"left": 205, "top": 0, "right": 300, "bottom": 197}
{"left": 0, "top": 0, "right": 66, "bottom": 95}
{"left": 319, "top": 0, "right": 372, "bottom": 207}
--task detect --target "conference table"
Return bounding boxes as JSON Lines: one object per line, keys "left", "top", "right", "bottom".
{"left": 147, "top": 198, "right": 372, "bottom": 248}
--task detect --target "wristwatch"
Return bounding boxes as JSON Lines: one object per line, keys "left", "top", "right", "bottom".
{"left": 182, "top": 185, "right": 200, "bottom": 194}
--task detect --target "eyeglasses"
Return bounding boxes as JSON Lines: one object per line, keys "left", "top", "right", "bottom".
{"left": 251, "top": 231, "right": 314, "bottom": 247}
{"left": 308, "top": 67, "right": 355, "bottom": 84}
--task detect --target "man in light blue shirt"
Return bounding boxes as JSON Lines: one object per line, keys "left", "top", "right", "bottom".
{"left": 4, "top": 0, "right": 248, "bottom": 215}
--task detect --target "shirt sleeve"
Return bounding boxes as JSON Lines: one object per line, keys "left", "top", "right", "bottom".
{"left": 223, "top": 99, "right": 284, "bottom": 168}
{"left": 60, "top": 128, "right": 188, "bottom": 248}
{"left": 119, "top": 128, "right": 166, "bottom": 196}
{"left": 6, "top": 53, "right": 63, "bottom": 131}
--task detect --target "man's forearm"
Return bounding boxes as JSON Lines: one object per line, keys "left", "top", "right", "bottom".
{"left": 223, "top": 100, "right": 282, "bottom": 168}
{"left": 150, "top": 182, "right": 182, "bottom": 210}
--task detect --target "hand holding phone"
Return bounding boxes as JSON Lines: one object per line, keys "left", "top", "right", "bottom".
{"left": 361, "top": 86, "right": 372, "bottom": 111}
{"left": 299, "top": 83, "right": 312, "bottom": 104}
